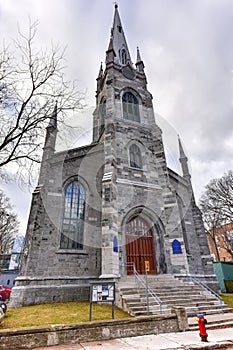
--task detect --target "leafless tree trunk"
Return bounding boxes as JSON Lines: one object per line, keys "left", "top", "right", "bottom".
{"left": 199, "top": 170, "right": 233, "bottom": 260}
{"left": 0, "top": 20, "right": 84, "bottom": 185}
{"left": 0, "top": 190, "right": 19, "bottom": 254}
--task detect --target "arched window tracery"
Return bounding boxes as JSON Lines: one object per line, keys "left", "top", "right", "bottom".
{"left": 122, "top": 91, "right": 140, "bottom": 122}
{"left": 129, "top": 144, "right": 142, "bottom": 169}
{"left": 60, "top": 181, "right": 85, "bottom": 250}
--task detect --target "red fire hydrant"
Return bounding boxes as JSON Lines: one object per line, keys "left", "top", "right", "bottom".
{"left": 196, "top": 313, "right": 208, "bottom": 342}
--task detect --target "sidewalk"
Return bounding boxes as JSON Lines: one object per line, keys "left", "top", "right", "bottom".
{"left": 35, "top": 327, "right": 233, "bottom": 350}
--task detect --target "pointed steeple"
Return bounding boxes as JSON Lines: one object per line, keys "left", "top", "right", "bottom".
{"left": 44, "top": 103, "right": 58, "bottom": 152}
{"left": 106, "top": 37, "right": 116, "bottom": 64}
{"left": 38, "top": 103, "right": 58, "bottom": 185}
{"left": 97, "top": 62, "right": 103, "bottom": 79}
{"left": 136, "top": 46, "right": 145, "bottom": 73}
{"left": 178, "top": 136, "right": 190, "bottom": 180}
{"left": 47, "top": 102, "right": 58, "bottom": 129}
{"left": 106, "top": 4, "right": 132, "bottom": 66}
{"left": 96, "top": 62, "right": 104, "bottom": 93}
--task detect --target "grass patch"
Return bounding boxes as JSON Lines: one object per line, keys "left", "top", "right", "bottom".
{"left": 0, "top": 301, "right": 130, "bottom": 329}
{"left": 221, "top": 294, "right": 233, "bottom": 309}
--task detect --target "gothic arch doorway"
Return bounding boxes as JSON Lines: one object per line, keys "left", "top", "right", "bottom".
{"left": 126, "top": 216, "right": 156, "bottom": 275}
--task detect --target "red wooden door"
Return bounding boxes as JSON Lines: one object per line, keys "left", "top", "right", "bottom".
{"left": 126, "top": 216, "right": 156, "bottom": 275}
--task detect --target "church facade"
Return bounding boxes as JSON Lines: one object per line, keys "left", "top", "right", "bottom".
{"left": 10, "top": 5, "right": 217, "bottom": 307}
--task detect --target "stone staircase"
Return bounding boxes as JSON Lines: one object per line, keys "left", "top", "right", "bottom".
{"left": 116, "top": 274, "right": 231, "bottom": 317}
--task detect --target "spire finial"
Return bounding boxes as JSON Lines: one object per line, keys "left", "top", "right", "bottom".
{"left": 136, "top": 46, "right": 145, "bottom": 73}
{"left": 136, "top": 46, "right": 142, "bottom": 63}
{"left": 114, "top": 2, "right": 118, "bottom": 9}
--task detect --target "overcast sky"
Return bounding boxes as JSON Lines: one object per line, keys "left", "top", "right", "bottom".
{"left": 1, "top": 0, "right": 233, "bottom": 234}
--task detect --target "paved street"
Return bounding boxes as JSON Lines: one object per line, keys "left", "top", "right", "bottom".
{"left": 34, "top": 327, "right": 233, "bottom": 350}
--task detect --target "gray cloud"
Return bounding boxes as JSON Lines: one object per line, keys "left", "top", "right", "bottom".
{"left": 0, "top": 0, "right": 232, "bottom": 231}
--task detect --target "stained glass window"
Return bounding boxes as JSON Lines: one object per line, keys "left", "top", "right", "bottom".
{"left": 126, "top": 216, "right": 152, "bottom": 237}
{"left": 60, "top": 181, "right": 85, "bottom": 250}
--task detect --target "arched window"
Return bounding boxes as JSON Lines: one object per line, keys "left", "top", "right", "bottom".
{"left": 99, "top": 99, "right": 106, "bottom": 134}
{"left": 60, "top": 181, "right": 85, "bottom": 250}
{"left": 126, "top": 216, "right": 152, "bottom": 237}
{"left": 121, "top": 49, "right": 127, "bottom": 65}
{"left": 129, "top": 144, "right": 142, "bottom": 169}
{"left": 122, "top": 92, "right": 140, "bottom": 122}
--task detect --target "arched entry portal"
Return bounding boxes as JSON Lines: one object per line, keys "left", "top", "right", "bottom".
{"left": 126, "top": 216, "right": 156, "bottom": 275}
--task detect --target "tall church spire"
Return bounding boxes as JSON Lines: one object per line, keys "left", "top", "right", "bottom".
{"left": 106, "top": 4, "right": 132, "bottom": 66}
{"left": 178, "top": 136, "right": 190, "bottom": 181}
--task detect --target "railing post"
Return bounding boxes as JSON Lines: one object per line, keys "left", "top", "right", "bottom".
{"left": 145, "top": 263, "right": 149, "bottom": 315}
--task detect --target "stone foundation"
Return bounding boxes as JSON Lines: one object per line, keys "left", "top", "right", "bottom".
{"left": 9, "top": 276, "right": 94, "bottom": 307}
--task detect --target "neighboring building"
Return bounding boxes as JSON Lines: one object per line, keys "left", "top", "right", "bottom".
{"left": 10, "top": 5, "right": 218, "bottom": 307}
{"left": 208, "top": 222, "right": 233, "bottom": 262}
{"left": 0, "top": 236, "right": 24, "bottom": 288}
{"left": 0, "top": 254, "right": 11, "bottom": 270}
{"left": 9, "top": 235, "right": 25, "bottom": 270}
{"left": 0, "top": 270, "right": 19, "bottom": 288}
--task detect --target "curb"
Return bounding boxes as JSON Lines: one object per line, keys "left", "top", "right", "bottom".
{"left": 187, "top": 340, "right": 233, "bottom": 349}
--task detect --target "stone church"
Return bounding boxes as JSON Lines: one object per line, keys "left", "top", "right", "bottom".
{"left": 10, "top": 5, "right": 217, "bottom": 307}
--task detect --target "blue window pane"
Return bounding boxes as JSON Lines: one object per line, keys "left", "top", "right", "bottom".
{"left": 172, "top": 239, "right": 182, "bottom": 254}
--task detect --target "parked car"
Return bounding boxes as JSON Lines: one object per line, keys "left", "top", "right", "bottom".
{"left": 0, "top": 285, "right": 11, "bottom": 301}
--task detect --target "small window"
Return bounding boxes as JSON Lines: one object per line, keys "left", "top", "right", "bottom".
{"left": 99, "top": 99, "right": 106, "bottom": 133}
{"left": 122, "top": 92, "right": 140, "bottom": 122}
{"left": 172, "top": 239, "right": 182, "bottom": 254}
{"left": 60, "top": 181, "right": 85, "bottom": 250}
{"left": 129, "top": 144, "right": 142, "bottom": 169}
{"left": 121, "top": 49, "right": 127, "bottom": 65}
{"left": 113, "top": 236, "right": 118, "bottom": 253}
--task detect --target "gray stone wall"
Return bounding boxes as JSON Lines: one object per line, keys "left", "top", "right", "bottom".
{"left": 0, "top": 312, "right": 186, "bottom": 349}
{"left": 10, "top": 143, "right": 105, "bottom": 306}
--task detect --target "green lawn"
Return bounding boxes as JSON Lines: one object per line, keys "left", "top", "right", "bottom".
{"left": 0, "top": 301, "right": 130, "bottom": 329}
{"left": 1, "top": 294, "right": 232, "bottom": 330}
{"left": 221, "top": 294, "right": 233, "bottom": 309}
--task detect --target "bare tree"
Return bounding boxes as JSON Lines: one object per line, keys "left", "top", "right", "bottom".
{"left": 199, "top": 170, "right": 233, "bottom": 260}
{"left": 0, "top": 20, "right": 84, "bottom": 185}
{"left": 0, "top": 190, "right": 19, "bottom": 254}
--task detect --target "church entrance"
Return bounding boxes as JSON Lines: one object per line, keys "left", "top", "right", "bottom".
{"left": 126, "top": 216, "right": 156, "bottom": 275}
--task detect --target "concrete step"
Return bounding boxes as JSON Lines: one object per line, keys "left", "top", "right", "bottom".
{"left": 118, "top": 287, "right": 203, "bottom": 296}
{"left": 121, "top": 296, "right": 219, "bottom": 306}
{"left": 127, "top": 302, "right": 227, "bottom": 312}
{"left": 130, "top": 305, "right": 232, "bottom": 317}
{"left": 188, "top": 312, "right": 233, "bottom": 330}
{"left": 116, "top": 274, "right": 230, "bottom": 318}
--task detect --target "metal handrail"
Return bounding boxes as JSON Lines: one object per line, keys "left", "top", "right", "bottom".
{"left": 124, "top": 262, "right": 163, "bottom": 314}
{"left": 185, "top": 274, "right": 223, "bottom": 306}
